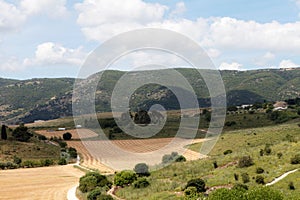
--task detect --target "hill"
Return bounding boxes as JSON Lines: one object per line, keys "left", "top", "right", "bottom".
{"left": 0, "top": 68, "right": 300, "bottom": 123}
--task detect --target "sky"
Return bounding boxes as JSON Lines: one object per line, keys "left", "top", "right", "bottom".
{"left": 0, "top": 0, "right": 300, "bottom": 79}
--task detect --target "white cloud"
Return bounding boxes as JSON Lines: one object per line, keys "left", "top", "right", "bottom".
{"left": 255, "top": 52, "right": 275, "bottom": 66}
{"left": 24, "top": 42, "right": 87, "bottom": 67}
{"left": 20, "top": 0, "right": 68, "bottom": 17}
{"left": 0, "top": 0, "right": 26, "bottom": 32}
{"left": 0, "top": 0, "right": 68, "bottom": 33}
{"left": 278, "top": 59, "right": 299, "bottom": 68}
{"left": 219, "top": 62, "right": 242, "bottom": 70}
{"left": 0, "top": 57, "right": 23, "bottom": 71}
{"left": 75, "top": 0, "right": 168, "bottom": 41}
{"left": 170, "top": 2, "right": 186, "bottom": 18}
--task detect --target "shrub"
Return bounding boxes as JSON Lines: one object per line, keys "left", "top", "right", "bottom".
{"left": 58, "top": 158, "right": 67, "bottom": 165}
{"left": 289, "top": 182, "right": 295, "bottom": 190}
{"left": 208, "top": 188, "right": 245, "bottom": 200}
{"left": 185, "top": 178, "right": 206, "bottom": 193}
{"left": 63, "top": 132, "right": 72, "bottom": 140}
{"left": 232, "top": 183, "right": 248, "bottom": 191}
{"left": 38, "top": 135, "right": 47, "bottom": 140}
{"left": 87, "top": 188, "right": 102, "bottom": 200}
{"left": 114, "top": 170, "right": 137, "bottom": 187}
{"left": 255, "top": 175, "right": 265, "bottom": 184}
{"left": 12, "top": 124, "right": 32, "bottom": 142}
{"left": 247, "top": 187, "right": 283, "bottom": 200}
{"left": 277, "top": 152, "right": 283, "bottom": 159}
{"left": 175, "top": 155, "right": 186, "bottom": 162}
{"left": 291, "top": 154, "right": 300, "bottom": 164}
{"left": 184, "top": 186, "right": 199, "bottom": 198}
{"left": 68, "top": 147, "right": 78, "bottom": 159}
{"left": 241, "top": 173, "right": 250, "bottom": 183}
{"left": 223, "top": 149, "right": 233, "bottom": 155}
{"left": 238, "top": 156, "right": 254, "bottom": 168}
{"left": 13, "top": 156, "right": 22, "bottom": 165}
{"left": 96, "top": 195, "right": 113, "bottom": 200}
{"left": 256, "top": 167, "right": 264, "bottom": 174}
{"left": 79, "top": 176, "right": 98, "bottom": 193}
{"left": 213, "top": 161, "right": 218, "bottom": 169}
{"left": 133, "top": 178, "right": 150, "bottom": 188}
{"left": 133, "top": 163, "right": 150, "bottom": 177}
{"left": 40, "top": 159, "right": 54, "bottom": 166}
{"left": 264, "top": 144, "right": 272, "bottom": 155}
{"left": 234, "top": 173, "right": 239, "bottom": 181}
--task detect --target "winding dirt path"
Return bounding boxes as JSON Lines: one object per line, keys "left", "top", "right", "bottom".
{"left": 266, "top": 168, "right": 299, "bottom": 186}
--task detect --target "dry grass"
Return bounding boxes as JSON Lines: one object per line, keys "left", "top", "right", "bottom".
{"left": 0, "top": 165, "right": 84, "bottom": 200}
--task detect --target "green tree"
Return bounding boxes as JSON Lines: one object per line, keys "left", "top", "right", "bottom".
{"left": 133, "top": 178, "right": 150, "bottom": 188}
{"left": 12, "top": 124, "right": 32, "bottom": 142}
{"left": 87, "top": 188, "right": 102, "bottom": 200}
{"left": 114, "top": 170, "right": 137, "bottom": 187}
{"left": 1, "top": 125, "right": 7, "bottom": 140}
{"left": 238, "top": 156, "right": 254, "bottom": 168}
{"left": 63, "top": 132, "right": 72, "bottom": 140}
{"left": 133, "top": 163, "right": 150, "bottom": 177}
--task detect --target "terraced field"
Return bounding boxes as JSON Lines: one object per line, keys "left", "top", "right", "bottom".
{"left": 0, "top": 165, "right": 83, "bottom": 200}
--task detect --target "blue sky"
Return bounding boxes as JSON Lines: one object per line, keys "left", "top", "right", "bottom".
{"left": 0, "top": 0, "right": 300, "bottom": 79}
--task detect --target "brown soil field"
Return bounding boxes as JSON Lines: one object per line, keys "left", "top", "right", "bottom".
{"left": 0, "top": 165, "right": 84, "bottom": 200}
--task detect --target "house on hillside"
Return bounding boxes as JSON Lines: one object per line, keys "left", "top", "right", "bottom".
{"left": 273, "top": 101, "right": 288, "bottom": 111}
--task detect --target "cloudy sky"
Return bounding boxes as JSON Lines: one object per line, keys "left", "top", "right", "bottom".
{"left": 0, "top": 0, "right": 300, "bottom": 79}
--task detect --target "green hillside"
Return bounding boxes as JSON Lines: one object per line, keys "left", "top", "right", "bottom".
{"left": 1, "top": 68, "right": 300, "bottom": 123}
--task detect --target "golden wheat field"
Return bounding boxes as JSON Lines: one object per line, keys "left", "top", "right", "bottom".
{"left": 0, "top": 165, "right": 83, "bottom": 200}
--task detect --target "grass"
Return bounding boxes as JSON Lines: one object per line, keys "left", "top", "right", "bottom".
{"left": 115, "top": 120, "right": 300, "bottom": 199}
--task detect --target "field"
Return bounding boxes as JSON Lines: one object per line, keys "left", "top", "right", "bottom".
{"left": 0, "top": 165, "right": 83, "bottom": 200}
{"left": 36, "top": 129, "right": 208, "bottom": 172}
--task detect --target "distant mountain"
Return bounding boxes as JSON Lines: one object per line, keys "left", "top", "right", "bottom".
{"left": 0, "top": 68, "right": 300, "bottom": 123}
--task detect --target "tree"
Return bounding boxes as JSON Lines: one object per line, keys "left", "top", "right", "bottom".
{"left": 114, "top": 170, "right": 137, "bottom": 187}
{"left": 185, "top": 178, "right": 206, "bottom": 193}
{"left": 133, "top": 178, "right": 150, "bottom": 188}
{"left": 255, "top": 175, "right": 265, "bottom": 184}
{"left": 12, "top": 124, "right": 32, "bottom": 142}
{"left": 134, "top": 163, "right": 150, "bottom": 177}
{"left": 79, "top": 172, "right": 112, "bottom": 193}
{"left": 134, "top": 110, "right": 151, "bottom": 125}
{"left": 87, "top": 188, "right": 102, "bottom": 200}
{"left": 63, "top": 132, "right": 72, "bottom": 140}
{"left": 1, "top": 125, "right": 7, "bottom": 140}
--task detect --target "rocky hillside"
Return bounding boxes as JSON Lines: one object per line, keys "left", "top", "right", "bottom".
{"left": 0, "top": 68, "right": 300, "bottom": 123}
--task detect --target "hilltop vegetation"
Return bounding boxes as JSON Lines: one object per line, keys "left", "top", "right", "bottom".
{"left": 0, "top": 68, "right": 300, "bottom": 123}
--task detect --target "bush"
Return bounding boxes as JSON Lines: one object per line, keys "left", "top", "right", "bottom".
{"left": 79, "top": 176, "right": 98, "bottom": 193}
{"left": 12, "top": 124, "right": 33, "bottom": 142}
{"left": 223, "top": 149, "right": 233, "bottom": 155}
{"left": 213, "top": 161, "right": 218, "bottom": 168}
{"left": 185, "top": 178, "right": 206, "bottom": 193}
{"left": 289, "top": 182, "right": 295, "bottom": 190}
{"left": 87, "top": 188, "right": 102, "bottom": 200}
{"left": 291, "top": 154, "right": 300, "bottom": 164}
{"left": 264, "top": 144, "right": 272, "bottom": 155}
{"left": 241, "top": 173, "right": 250, "bottom": 183}
{"left": 238, "top": 156, "right": 254, "bottom": 168}
{"left": 133, "top": 163, "right": 150, "bottom": 177}
{"left": 13, "top": 156, "right": 22, "bottom": 165}
{"left": 175, "top": 155, "right": 186, "bottom": 162}
{"left": 256, "top": 167, "right": 264, "bottom": 174}
{"left": 184, "top": 186, "right": 199, "bottom": 199}
{"left": 255, "top": 175, "right": 265, "bottom": 184}
{"left": 234, "top": 173, "right": 239, "bottom": 181}
{"left": 96, "top": 195, "right": 113, "bottom": 200}
{"left": 247, "top": 187, "right": 283, "bottom": 200}
{"left": 68, "top": 147, "right": 78, "bottom": 159}
{"left": 63, "top": 132, "right": 72, "bottom": 140}
{"left": 114, "top": 171, "right": 137, "bottom": 187}
{"left": 208, "top": 188, "right": 245, "bottom": 200}
{"left": 232, "top": 183, "right": 248, "bottom": 191}
{"left": 40, "top": 159, "right": 54, "bottom": 166}
{"left": 80, "top": 172, "right": 112, "bottom": 193}
{"left": 58, "top": 158, "right": 67, "bottom": 165}
{"left": 133, "top": 178, "right": 150, "bottom": 188}
{"left": 277, "top": 152, "right": 283, "bottom": 159}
